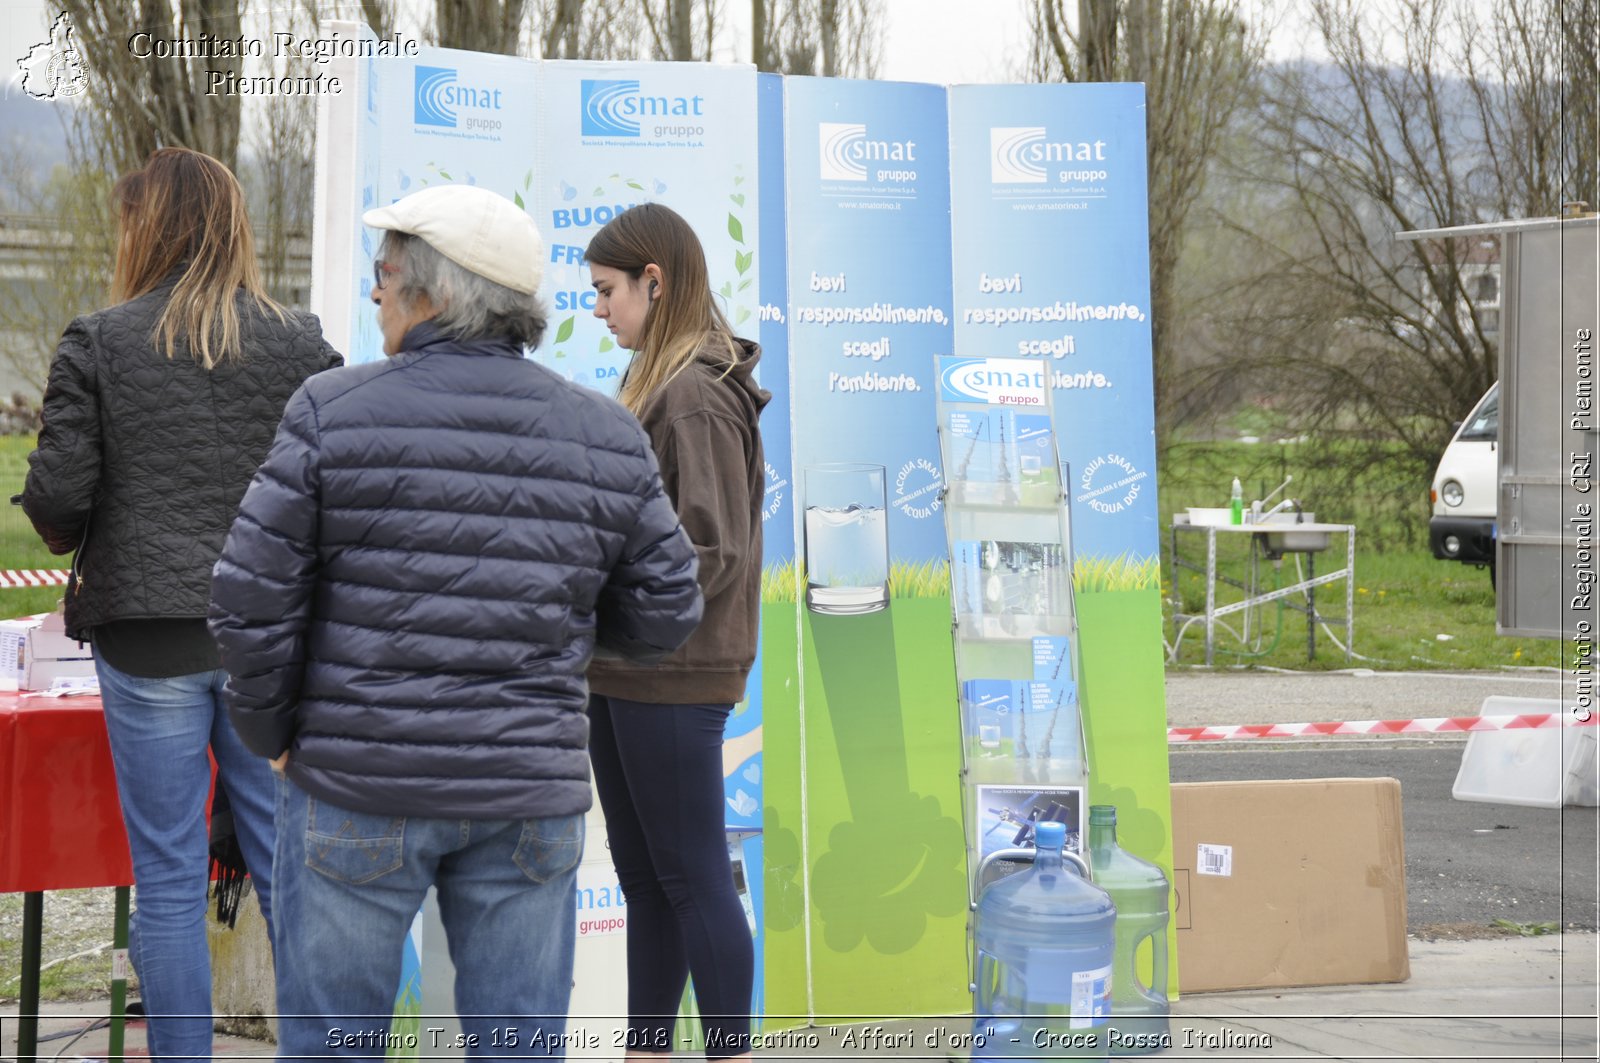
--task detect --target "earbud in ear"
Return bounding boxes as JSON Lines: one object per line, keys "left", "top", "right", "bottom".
{"left": 649, "top": 280, "right": 659, "bottom": 296}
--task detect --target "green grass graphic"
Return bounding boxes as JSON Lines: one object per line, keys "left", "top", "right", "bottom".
{"left": 1074, "top": 553, "right": 1161, "bottom": 593}
{"left": 761, "top": 560, "right": 799, "bottom": 603}
{"left": 761, "top": 559, "right": 951, "bottom": 603}
{"left": 765, "top": 555, "right": 1156, "bottom": 603}
{"left": 385, "top": 986, "right": 420, "bottom": 1060}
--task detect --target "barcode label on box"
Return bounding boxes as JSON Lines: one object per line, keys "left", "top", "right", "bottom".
{"left": 1197, "top": 843, "right": 1233, "bottom": 877}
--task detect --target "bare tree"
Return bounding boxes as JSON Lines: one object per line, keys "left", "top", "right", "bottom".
{"left": 359, "top": 0, "right": 396, "bottom": 38}
{"left": 752, "top": 0, "right": 774, "bottom": 68}
{"left": 1074, "top": 0, "right": 1118, "bottom": 81}
{"left": 0, "top": 2, "right": 250, "bottom": 398}
{"left": 1026, "top": 0, "right": 1264, "bottom": 442}
{"left": 0, "top": 162, "right": 118, "bottom": 395}
{"left": 1204, "top": 0, "right": 1597, "bottom": 546}
{"left": 248, "top": 5, "right": 323, "bottom": 306}
{"left": 306, "top": 0, "right": 395, "bottom": 38}
{"left": 0, "top": 0, "right": 330, "bottom": 398}
{"left": 436, "top": 0, "right": 530, "bottom": 53}
{"left": 5, "top": 0, "right": 648, "bottom": 401}
{"left": 754, "top": 0, "right": 880, "bottom": 76}
{"left": 635, "top": 0, "right": 720, "bottom": 60}
{"left": 540, "top": 0, "right": 590, "bottom": 57}
{"left": 329, "top": 0, "right": 631, "bottom": 61}
{"left": 531, "top": 0, "right": 632, "bottom": 58}
{"left": 1462, "top": 0, "right": 1598, "bottom": 218}
{"left": 1562, "top": 0, "right": 1600, "bottom": 208}
{"left": 61, "top": 0, "right": 245, "bottom": 172}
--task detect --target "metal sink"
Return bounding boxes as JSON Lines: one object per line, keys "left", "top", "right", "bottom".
{"left": 1254, "top": 511, "right": 1333, "bottom": 553}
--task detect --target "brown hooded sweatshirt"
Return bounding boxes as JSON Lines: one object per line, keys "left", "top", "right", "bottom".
{"left": 588, "top": 336, "right": 769, "bottom": 704}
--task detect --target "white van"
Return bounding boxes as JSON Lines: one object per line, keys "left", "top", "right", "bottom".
{"left": 1429, "top": 382, "right": 1498, "bottom": 580}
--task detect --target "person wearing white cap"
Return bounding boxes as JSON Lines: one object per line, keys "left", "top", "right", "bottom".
{"left": 209, "top": 183, "right": 705, "bottom": 1060}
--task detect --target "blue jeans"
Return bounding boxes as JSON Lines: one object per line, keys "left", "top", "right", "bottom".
{"left": 96, "top": 660, "right": 279, "bottom": 1063}
{"left": 272, "top": 777, "right": 584, "bottom": 1061}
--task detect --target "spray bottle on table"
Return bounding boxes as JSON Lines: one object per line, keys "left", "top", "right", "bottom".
{"left": 1229, "top": 478, "right": 1244, "bottom": 525}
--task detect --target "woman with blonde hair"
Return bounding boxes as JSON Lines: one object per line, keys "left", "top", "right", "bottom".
{"left": 586, "top": 202, "right": 766, "bottom": 1060}
{"left": 23, "top": 146, "right": 340, "bottom": 1061}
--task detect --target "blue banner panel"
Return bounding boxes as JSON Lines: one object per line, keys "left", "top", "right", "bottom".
{"left": 786, "top": 77, "right": 954, "bottom": 565}
{"left": 533, "top": 62, "right": 760, "bottom": 393}
{"left": 362, "top": 48, "right": 542, "bottom": 365}
{"left": 782, "top": 76, "right": 965, "bottom": 1019}
{"left": 758, "top": 72, "right": 796, "bottom": 566}
{"left": 949, "top": 84, "right": 1159, "bottom": 564}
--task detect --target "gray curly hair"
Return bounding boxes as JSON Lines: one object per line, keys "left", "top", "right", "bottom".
{"left": 379, "top": 231, "right": 548, "bottom": 349}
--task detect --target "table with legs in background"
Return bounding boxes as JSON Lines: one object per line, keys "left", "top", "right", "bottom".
{"left": 1169, "top": 520, "right": 1356, "bottom": 667}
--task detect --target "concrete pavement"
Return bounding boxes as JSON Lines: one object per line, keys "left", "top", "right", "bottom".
{"left": 4, "top": 934, "right": 1596, "bottom": 1061}
{"left": 1163, "top": 667, "right": 1568, "bottom": 729}
{"left": 6, "top": 671, "right": 1593, "bottom": 1062}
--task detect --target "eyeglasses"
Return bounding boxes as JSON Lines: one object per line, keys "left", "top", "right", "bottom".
{"left": 373, "top": 260, "right": 401, "bottom": 291}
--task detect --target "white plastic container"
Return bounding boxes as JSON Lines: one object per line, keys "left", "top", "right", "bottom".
{"left": 1452, "top": 696, "right": 1598, "bottom": 808}
{"left": 1182, "top": 507, "right": 1232, "bottom": 526}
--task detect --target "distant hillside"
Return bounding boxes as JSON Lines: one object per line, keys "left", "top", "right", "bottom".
{"left": 0, "top": 93, "right": 73, "bottom": 202}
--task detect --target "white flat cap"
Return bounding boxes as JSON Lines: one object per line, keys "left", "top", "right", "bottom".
{"left": 363, "top": 184, "right": 544, "bottom": 295}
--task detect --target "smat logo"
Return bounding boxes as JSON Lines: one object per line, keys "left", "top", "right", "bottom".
{"left": 939, "top": 358, "right": 1047, "bottom": 406}
{"left": 580, "top": 79, "right": 706, "bottom": 138}
{"left": 580, "top": 79, "right": 639, "bottom": 136}
{"left": 819, "top": 122, "right": 868, "bottom": 181}
{"left": 414, "top": 65, "right": 504, "bottom": 129}
{"left": 991, "top": 127, "right": 1048, "bottom": 183}
{"left": 819, "top": 121, "right": 919, "bottom": 183}
{"left": 991, "top": 126, "right": 1110, "bottom": 184}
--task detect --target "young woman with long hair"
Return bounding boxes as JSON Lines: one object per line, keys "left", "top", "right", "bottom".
{"left": 585, "top": 203, "right": 767, "bottom": 1061}
{"left": 22, "top": 147, "right": 340, "bottom": 1061}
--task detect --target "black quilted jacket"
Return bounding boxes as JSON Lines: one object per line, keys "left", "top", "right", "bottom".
{"left": 21, "top": 275, "right": 342, "bottom": 642}
{"left": 208, "top": 322, "right": 704, "bottom": 820}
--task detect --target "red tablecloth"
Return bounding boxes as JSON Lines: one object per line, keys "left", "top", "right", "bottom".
{"left": 0, "top": 692, "right": 134, "bottom": 892}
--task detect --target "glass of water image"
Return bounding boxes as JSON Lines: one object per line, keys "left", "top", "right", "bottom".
{"left": 804, "top": 462, "right": 890, "bottom": 615}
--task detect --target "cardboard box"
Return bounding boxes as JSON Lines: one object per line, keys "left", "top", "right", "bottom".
{"left": 0, "top": 610, "right": 94, "bottom": 691}
{"left": 1171, "top": 778, "right": 1409, "bottom": 993}
{"left": 0, "top": 613, "right": 48, "bottom": 689}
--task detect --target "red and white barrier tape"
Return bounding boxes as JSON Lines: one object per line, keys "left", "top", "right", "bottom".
{"left": 1169, "top": 711, "right": 1596, "bottom": 743}
{"left": 0, "top": 569, "right": 70, "bottom": 588}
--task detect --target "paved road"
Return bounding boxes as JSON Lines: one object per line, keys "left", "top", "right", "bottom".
{"left": 1164, "top": 667, "right": 1569, "bottom": 728}
{"left": 1170, "top": 740, "right": 1598, "bottom": 933}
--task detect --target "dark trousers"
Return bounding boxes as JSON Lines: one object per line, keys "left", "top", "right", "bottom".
{"left": 587, "top": 694, "right": 754, "bottom": 1058}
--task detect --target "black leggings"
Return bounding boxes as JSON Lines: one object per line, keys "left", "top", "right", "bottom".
{"left": 587, "top": 694, "right": 753, "bottom": 1058}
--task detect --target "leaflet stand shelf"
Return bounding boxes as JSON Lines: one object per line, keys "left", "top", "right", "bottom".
{"left": 934, "top": 356, "right": 1092, "bottom": 901}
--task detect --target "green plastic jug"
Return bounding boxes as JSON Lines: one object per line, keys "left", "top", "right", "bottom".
{"left": 1087, "top": 805, "right": 1171, "bottom": 1055}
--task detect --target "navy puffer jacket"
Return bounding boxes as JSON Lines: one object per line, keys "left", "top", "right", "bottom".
{"left": 209, "top": 323, "right": 703, "bottom": 820}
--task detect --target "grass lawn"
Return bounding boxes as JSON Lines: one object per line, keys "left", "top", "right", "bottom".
{"left": 1157, "top": 436, "right": 1562, "bottom": 672}
{"left": 0, "top": 435, "right": 71, "bottom": 616}
{"left": 1162, "top": 537, "right": 1561, "bottom": 671}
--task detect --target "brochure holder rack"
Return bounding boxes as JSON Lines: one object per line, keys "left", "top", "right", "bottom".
{"left": 934, "top": 356, "right": 1091, "bottom": 895}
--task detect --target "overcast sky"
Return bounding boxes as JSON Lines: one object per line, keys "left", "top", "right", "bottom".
{"left": 2, "top": 0, "right": 1032, "bottom": 87}
{"left": 5, "top": 0, "right": 1330, "bottom": 101}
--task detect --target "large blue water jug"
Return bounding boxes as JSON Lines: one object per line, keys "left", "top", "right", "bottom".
{"left": 1087, "top": 805, "right": 1171, "bottom": 1055}
{"left": 972, "top": 820, "right": 1116, "bottom": 1061}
